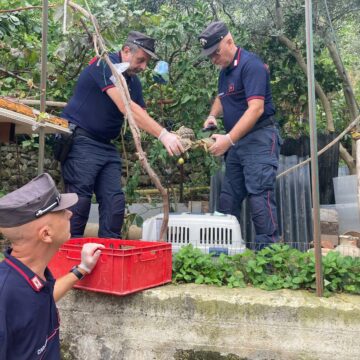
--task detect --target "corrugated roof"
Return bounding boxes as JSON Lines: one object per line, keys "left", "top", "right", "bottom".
{"left": 0, "top": 106, "right": 70, "bottom": 135}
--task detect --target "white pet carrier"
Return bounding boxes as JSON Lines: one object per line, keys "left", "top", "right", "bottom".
{"left": 142, "top": 213, "right": 245, "bottom": 255}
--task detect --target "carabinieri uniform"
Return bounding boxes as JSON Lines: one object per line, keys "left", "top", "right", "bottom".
{"left": 0, "top": 249, "right": 60, "bottom": 359}
{"left": 217, "top": 47, "right": 281, "bottom": 248}
{"left": 61, "top": 53, "right": 146, "bottom": 238}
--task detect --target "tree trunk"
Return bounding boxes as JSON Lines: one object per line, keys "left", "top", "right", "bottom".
{"left": 276, "top": 35, "right": 356, "bottom": 173}
{"left": 327, "top": 27, "right": 360, "bottom": 214}
{"left": 357, "top": 140, "right": 360, "bottom": 222}
{"left": 326, "top": 39, "right": 359, "bottom": 162}
{"left": 274, "top": 1, "right": 355, "bottom": 173}
{"left": 339, "top": 142, "right": 356, "bottom": 174}
{"left": 278, "top": 35, "right": 335, "bottom": 131}
{"left": 326, "top": 40, "right": 359, "bottom": 121}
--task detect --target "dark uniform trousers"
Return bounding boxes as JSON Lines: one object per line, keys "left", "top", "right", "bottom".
{"left": 218, "top": 125, "right": 281, "bottom": 249}
{"left": 62, "top": 133, "right": 125, "bottom": 238}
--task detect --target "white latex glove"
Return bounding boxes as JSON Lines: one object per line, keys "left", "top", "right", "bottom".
{"left": 78, "top": 243, "right": 105, "bottom": 274}
{"left": 209, "top": 133, "right": 234, "bottom": 156}
{"left": 158, "top": 129, "right": 184, "bottom": 156}
{"left": 203, "top": 115, "right": 218, "bottom": 129}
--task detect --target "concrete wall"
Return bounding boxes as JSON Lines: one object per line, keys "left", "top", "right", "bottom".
{"left": 58, "top": 284, "right": 360, "bottom": 360}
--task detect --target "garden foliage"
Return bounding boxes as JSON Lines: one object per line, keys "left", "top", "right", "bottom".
{"left": 173, "top": 244, "right": 360, "bottom": 295}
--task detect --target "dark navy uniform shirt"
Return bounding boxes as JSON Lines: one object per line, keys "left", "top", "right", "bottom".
{"left": 218, "top": 47, "right": 276, "bottom": 133}
{"left": 62, "top": 52, "right": 146, "bottom": 141}
{"left": 0, "top": 249, "right": 60, "bottom": 360}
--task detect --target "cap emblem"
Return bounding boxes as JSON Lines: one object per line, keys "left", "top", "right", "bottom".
{"left": 133, "top": 39, "right": 143, "bottom": 47}
{"left": 199, "top": 38, "right": 207, "bottom": 47}
{"left": 35, "top": 194, "right": 61, "bottom": 218}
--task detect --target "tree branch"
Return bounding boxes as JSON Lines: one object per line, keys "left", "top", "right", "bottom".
{"left": 339, "top": 142, "right": 356, "bottom": 174}
{"left": 79, "top": 18, "right": 94, "bottom": 44}
{"left": 0, "top": 67, "right": 38, "bottom": 88}
{"left": 207, "top": 0, "right": 219, "bottom": 20}
{"left": 168, "top": 49, "right": 181, "bottom": 67}
{"left": 275, "top": 0, "right": 283, "bottom": 30}
{"left": 0, "top": 5, "right": 56, "bottom": 14}
{"left": 277, "top": 34, "right": 335, "bottom": 131}
{"left": 277, "top": 114, "right": 360, "bottom": 178}
{"left": 218, "top": 0, "right": 236, "bottom": 27}
{"left": 67, "top": 45, "right": 93, "bottom": 81}
{"left": 272, "top": 0, "right": 355, "bottom": 172}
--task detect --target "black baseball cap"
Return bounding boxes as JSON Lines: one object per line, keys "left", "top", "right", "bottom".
{"left": 0, "top": 173, "right": 78, "bottom": 228}
{"left": 198, "top": 21, "right": 229, "bottom": 56}
{"left": 126, "top": 31, "right": 158, "bottom": 59}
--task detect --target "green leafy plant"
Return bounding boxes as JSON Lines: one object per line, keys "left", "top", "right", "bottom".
{"left": 21, "top": 134, "right": 39, "bottom": 149}
{"left": 173, "top": 245, "right": 246, "bottom": 288}
{"left": 173, "top": 244, "right": 360, "bottom": 295}
{"left": 122, "top": 211, "right": 144, "bottom": 239}
{"left": 321, "top": 251, "right": 360, "bottom": 294}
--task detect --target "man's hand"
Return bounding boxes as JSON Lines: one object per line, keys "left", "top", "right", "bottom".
{"left": 158, "top": 129, "right": 184, "bottom": 156}
{"left": 209, "top": 134, "right": 233, "bottom": 156}
{"left": 203, "top": 115, "right": 218, "bottom": 130}
{"left": 78, "top": 243, "right": 105, "bottom": 274}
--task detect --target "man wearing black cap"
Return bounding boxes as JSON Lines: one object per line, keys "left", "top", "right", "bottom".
{"left": 0, "top": 173, "right": 104, "bottom": 359}
{"left": 199, "top": 21, "right": 281, "bottom": 249}
{"left": 60, "top": 30, "right": 184, "bottom": 239}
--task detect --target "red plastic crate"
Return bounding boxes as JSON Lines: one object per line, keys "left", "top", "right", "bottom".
{"left": 48, "top": 238, "right": 172, "bottom": 296}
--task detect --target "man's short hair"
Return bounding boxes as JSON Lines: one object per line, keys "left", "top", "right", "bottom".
{"left": 122, "top": 42, "right": 140, "bottom": 53}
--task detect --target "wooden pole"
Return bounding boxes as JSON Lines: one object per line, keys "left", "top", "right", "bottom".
{"left": 305, "top": 0, "right": 323, "bottom": 296}
{"left": 357, "top": 139, "right": 360, "bottom": 223}
{"left": 37, "top": 0, "right": 48, "bottom": 175}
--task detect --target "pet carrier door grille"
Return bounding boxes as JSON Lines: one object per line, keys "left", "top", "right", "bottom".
{"left": 142, "top": 213, "right": 245, "bottom": 255}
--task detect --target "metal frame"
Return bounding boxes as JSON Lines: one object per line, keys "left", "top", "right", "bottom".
{"left": 38, "top": 0, "right": 49, "bottom": 174}
{"left": 305, "top": 0, "right": 323, "bottom": 295}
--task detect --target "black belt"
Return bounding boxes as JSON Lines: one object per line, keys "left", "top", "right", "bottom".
{"left": 250, "top": 116, "right": 275, "bottom": 133}
{"left": 74, "top": 127, "right": 111, "bottom": 144}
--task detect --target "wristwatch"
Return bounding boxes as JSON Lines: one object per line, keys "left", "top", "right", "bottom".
{"left": 70, "top": 265, "right": 86, "bottom": 280}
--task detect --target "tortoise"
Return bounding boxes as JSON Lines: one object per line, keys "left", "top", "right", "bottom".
{"left": 172, "top": 126, "right": 215, "bottom": 152}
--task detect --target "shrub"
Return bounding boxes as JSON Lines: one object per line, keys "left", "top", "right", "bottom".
{"left": 172, "top": 244, "right": 360, "bottom": 295}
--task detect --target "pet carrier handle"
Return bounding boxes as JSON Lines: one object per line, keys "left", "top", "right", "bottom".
{"left": 139, "top": 251, "right": 157, "bottom": 261}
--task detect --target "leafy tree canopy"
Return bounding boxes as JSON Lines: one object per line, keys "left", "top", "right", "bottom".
{"left": 0, "top": 0, "right": 359, "bottom": 184}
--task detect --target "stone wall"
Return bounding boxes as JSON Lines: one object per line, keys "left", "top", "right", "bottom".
{"left": 58, "top": 284, "right": 360, "bottom": 360}
{"left": 0, "top": 144, "right": 62, "bottom": 192}
{"left": 0, "top": 144, "right": 61, "bottom": 252}
{"left": 0, "top": 143, "right": 209, "bottom": 196}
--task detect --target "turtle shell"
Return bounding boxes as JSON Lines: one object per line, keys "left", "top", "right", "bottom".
{"left": 175, "top": 126, "right": 196, "bottom": 141}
